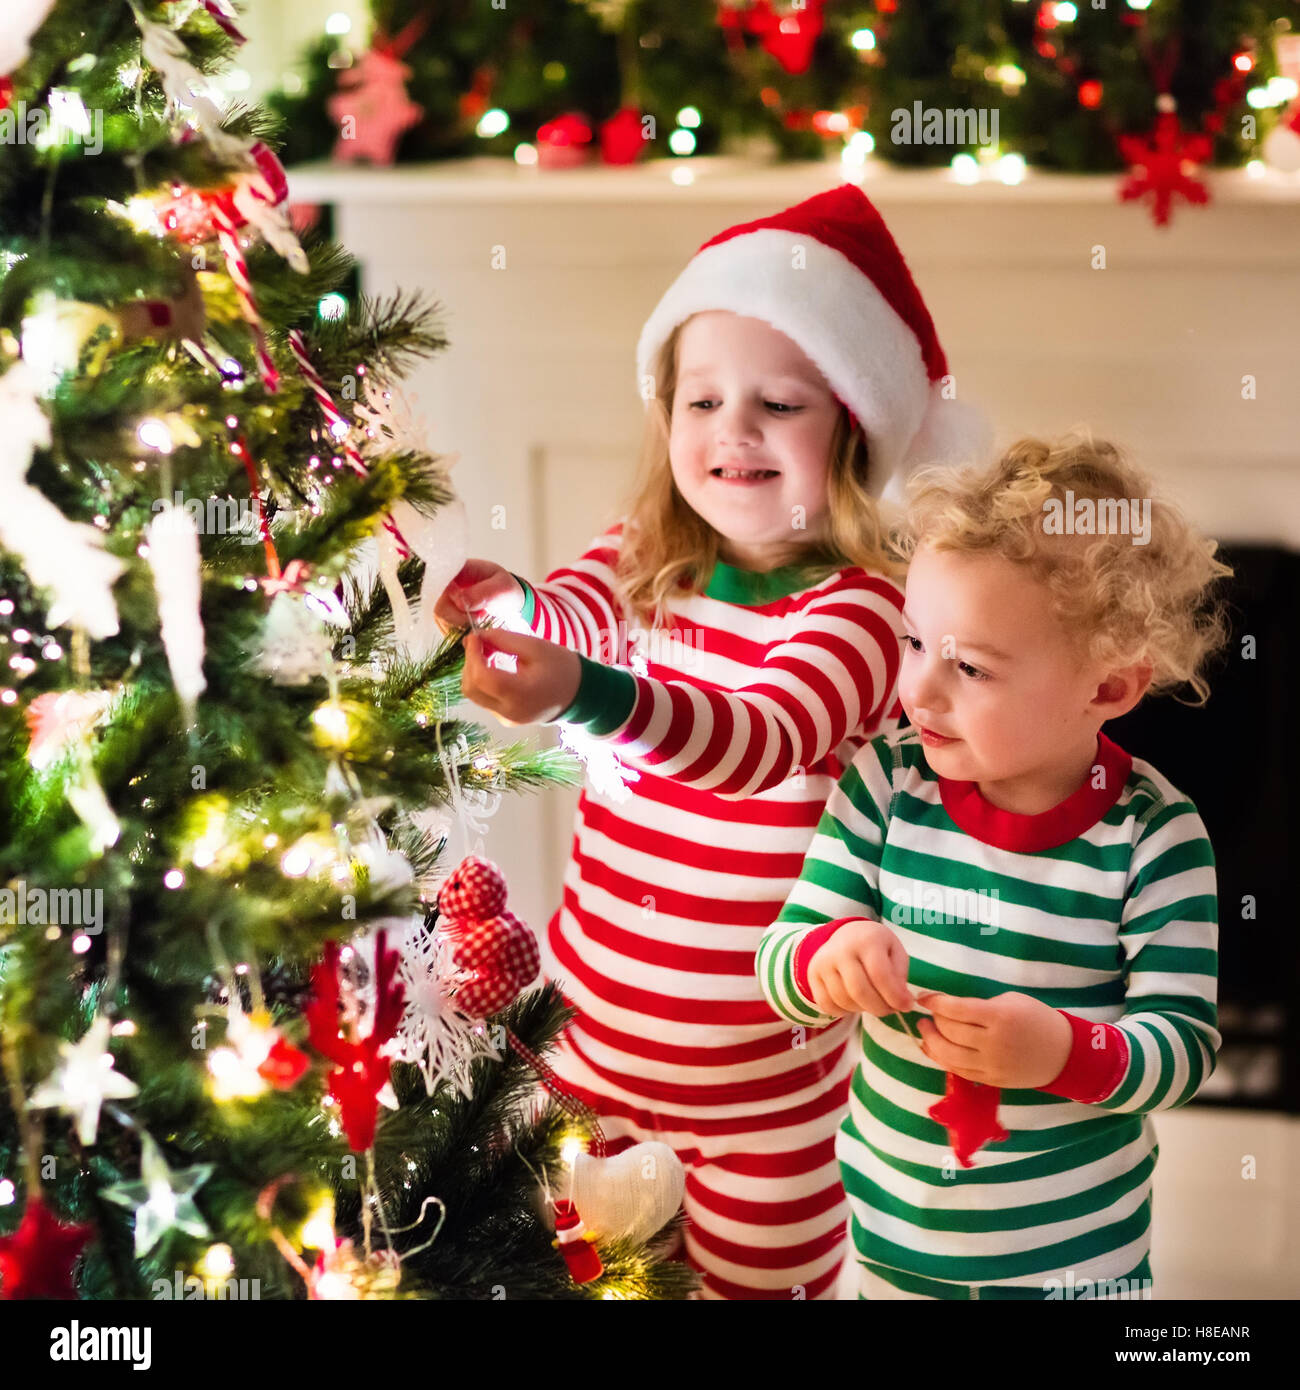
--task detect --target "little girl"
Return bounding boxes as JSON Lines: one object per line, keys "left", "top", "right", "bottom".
{"left": 759, "top": 436, "right": 1229, "bottom": 1300}
{"left": 435, "top": 184, "right": 987, "bottom": 1299}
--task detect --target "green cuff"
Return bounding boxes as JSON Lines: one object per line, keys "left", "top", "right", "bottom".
{"left": 554, "top": 654, "right": 637, "bottom": 735}
{"left": 510, "top": 573, "right": 536, "bottom": 626}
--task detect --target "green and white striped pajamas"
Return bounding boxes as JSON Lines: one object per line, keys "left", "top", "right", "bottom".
{"left": 758, "top": 727, "right": 1219, "bottom": 1299}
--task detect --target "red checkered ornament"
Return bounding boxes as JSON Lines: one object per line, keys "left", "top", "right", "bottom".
{"left": 437, "top": 856, "right": 539, "bottom": 1017}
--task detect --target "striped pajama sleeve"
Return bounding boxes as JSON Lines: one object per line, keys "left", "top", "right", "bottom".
{"left": 757, "top": 736, "right": 895, "bottom": 1028}
{"left": 514, "top": 526, "right": 627, "bottom": 661}
{"left": 550, "top": 586, "right": 900, "bottom": 801}
{"left": 1086, "top": 801, "right": 1220, "bottom": 1113}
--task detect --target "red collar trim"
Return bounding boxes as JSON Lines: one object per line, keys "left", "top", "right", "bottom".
{"left": 936, "top": 733, "right": 1132, "bottom": 852}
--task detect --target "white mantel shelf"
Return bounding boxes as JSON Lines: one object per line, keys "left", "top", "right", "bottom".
{"left": 287, "top": 153, "right": 1300, "bottom": 211}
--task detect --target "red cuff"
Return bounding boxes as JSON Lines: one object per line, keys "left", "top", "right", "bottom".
{"left": 792, "top": 918, "right": 860, "bottom": 1005}
{"left": 1036, "top": 1011, "right": 1129, "bottom": 1103}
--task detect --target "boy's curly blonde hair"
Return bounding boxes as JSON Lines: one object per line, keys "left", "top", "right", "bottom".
{"left": 889, "top": 436, "right": 1234, "bottom": 707}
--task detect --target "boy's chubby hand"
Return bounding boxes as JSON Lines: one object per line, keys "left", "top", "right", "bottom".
{"left": 914, "top": 991, "right": 1073, "bottom": 1089}
{"left": 806, "top": 918, "right": 916, "bottom": 1018}
{"left": 434, "top": 559, "right": 526, "bottom": 637}
{"left": 460, "top": 628, "right": 581, "bottom": 728}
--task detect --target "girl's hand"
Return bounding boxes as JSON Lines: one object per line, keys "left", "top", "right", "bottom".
{"left": 460, "top": 628, "right": 581, "bottom": 727}
{"left": 914, "top": 991, "right": 1073, "bottom": 1089}
{"left": 435, "top": 560, "right": 526, "bottom": 637}
{"left": 806, "top": 918, "right": 915, "bottom": 1018}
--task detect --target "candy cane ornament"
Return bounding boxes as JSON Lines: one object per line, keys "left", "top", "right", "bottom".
{"left": 286, "top": 329, "right": 369, "bottom": 477}
{"left": 211, "top": 201, "right": 279, "bottom": 394}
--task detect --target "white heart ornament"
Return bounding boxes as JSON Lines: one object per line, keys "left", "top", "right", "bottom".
{"left": 569, "top": 1141, "right": 685, "bottom": 1247}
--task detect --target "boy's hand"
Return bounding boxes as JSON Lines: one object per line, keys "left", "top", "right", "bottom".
{"left": 914, "top": 991, "right": 1073, "bottom": 1089}
{"left": 435, "top": 560, "right": 526, "bottom": 637}
{"left": 806, "top": 918, "right": 915, "bottom": 1018}
{"left": 460, "top": 628, "right": 581, "bottom": 727}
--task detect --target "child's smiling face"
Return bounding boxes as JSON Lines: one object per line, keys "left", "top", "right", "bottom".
{"left": 668, "top": 311, "right": 841, "bottom": 571}
{"left": 898, "top": 544, "right": 1152, "bottom": 814}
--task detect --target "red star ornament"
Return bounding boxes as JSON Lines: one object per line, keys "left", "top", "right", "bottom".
{"left": 928, "top": 1072, "right": 1009, "bottom": 1169}
{"left": 0, "top": 1197, "right": 94, "bottom": 1299}
{"left": 1118, "top": 111, "right": 1212, "bottom": 228}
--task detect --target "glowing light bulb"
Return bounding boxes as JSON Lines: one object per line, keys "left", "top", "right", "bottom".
{"left": 301, "top": 1201, "right": 336, "bottom": 1250}
{"left": 198, "top": 1244, "right": 235, "bottom": 1280}
{"left": 950, "top": 152, "right": 979, "bottom": 184}
{"left": 137, "top": 418, "right": 174, "bottom": 453}
{"left": 476, "top": 108, "right": 510, "bottom": 138}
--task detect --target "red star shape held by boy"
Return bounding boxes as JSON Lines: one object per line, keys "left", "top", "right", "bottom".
{"left": 0, "top": 1197, "right": 94, "bottom": 1299}
{"left": 929, "top": 1072, "right": 1009, "bottom": 1169}
{"left": 1118, "top": 111, "right": 1212, "bottom": 228}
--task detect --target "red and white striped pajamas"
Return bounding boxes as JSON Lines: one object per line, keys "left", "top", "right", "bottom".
{"left": 518, "top": 525, "right": 905, "bottom": 1299}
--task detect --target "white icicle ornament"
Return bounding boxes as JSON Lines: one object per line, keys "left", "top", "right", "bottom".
{"left": 0, "top": 360, "right": 124, "bottom": 639}
{"left": 145, "top": 502, "right": 207, "bottom": 719}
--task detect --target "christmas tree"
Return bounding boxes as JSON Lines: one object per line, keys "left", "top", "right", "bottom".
{"left": 268, "top": 0, "right": 1298, "bottom": 189}
{"left": 0, "top": 0, "right": 693, "bottom": 1301}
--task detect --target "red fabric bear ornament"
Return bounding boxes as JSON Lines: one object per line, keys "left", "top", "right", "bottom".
{"left": 437, "top": 856, "right": 540, "bottom": 1018}
{"left": 305, "top": 931, "right": 405, "bottom": 1152}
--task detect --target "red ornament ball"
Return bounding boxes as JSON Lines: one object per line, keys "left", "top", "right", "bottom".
{"left": 1078, "top": 80, "right": 1103, "bottom": 110}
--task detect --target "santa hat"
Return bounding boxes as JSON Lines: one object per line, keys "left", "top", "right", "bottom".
{"left": 636, "top": 183, "right": 992, "bottom": 502}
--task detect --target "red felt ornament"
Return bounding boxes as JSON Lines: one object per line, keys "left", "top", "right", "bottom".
{"left": 1118, "top": 109, "right": 1212, "bottom": 228}
{"left": 305, "top": 932, "right": 405, "bottom": 1151}
{"left": 552, "top": 1199, "right": 604, "bottom": 1284}
{"left": 757, "top": 1, "right": 825, "bottom": 76}
{"left": 536, "top": 112, "right": 593, "bottom": 168}
{"left": 258, "top": 1034, "right": 312, "bottom": 1090}
{"left": 437, "top": 856, "right": 540, "bottom": 1019}
{"left": 0, "top": 1197, "right": 94, "bottom": 1300}
{"left": 600, "top": 106, "right": 649, "bottom": 165}
{"left": 928, "top": 1072, "right": 1009, "bottom": 1169}
{"left": 459, "top": 64, "right": 496, "bottom": 123}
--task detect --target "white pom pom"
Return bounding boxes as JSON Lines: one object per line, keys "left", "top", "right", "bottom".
{"left": 885, "top": 385, "right": 995, "bottom": 505}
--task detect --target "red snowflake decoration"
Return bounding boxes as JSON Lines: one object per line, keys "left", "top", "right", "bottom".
{"left": 1118, "top": 111, "right": 1213, "bottom": 228}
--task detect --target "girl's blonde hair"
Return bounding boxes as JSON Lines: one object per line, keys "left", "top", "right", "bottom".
{"left": 611, "top": 321, "right": 906, "bottom": 628}
{"left": 890, "top": 435, "right": 1234, "bottom": 707}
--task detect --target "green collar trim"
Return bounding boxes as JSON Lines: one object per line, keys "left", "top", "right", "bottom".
{"left": 703, "top": 559, "right": 818, "bottom": 606}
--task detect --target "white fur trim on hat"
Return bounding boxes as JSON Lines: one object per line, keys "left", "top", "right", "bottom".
{"left": 637, "top": 228, "right": 986, "bottom": 498}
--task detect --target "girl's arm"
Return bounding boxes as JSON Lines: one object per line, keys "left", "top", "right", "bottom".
{"left": 511, "top": 524, "right": 628, "bottom": 662}
{"left": 757, "top": 737, "right": 895, "bottom": 1028}
{"left": 1036, "top": 799, "right": 1220, "bottom": 1108}
{"left": 547, "top": 571, "right": 905, "bottom": 800}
